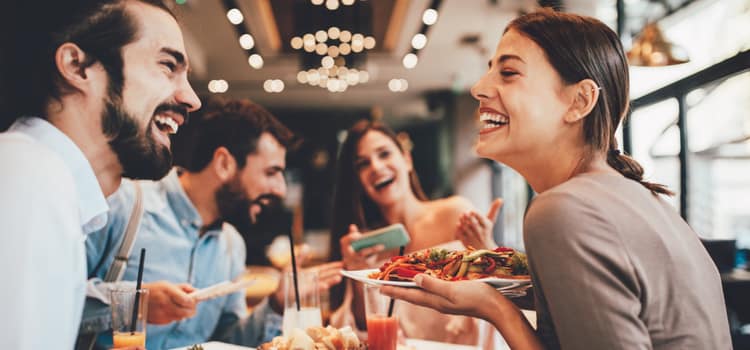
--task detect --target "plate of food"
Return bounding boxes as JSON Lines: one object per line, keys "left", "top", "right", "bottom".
{"left": 341, "top": 247, "right": 531, "bottom": 289}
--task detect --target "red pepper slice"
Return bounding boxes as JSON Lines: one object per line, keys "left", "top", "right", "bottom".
{"left": 483, "top": 257, "right": 497, "bottom": 274}
{"left": 394, "top": 268, "right": 421, "bottom": 278}
{"left": 494, "top": 246, "right": 514, "bottom": 253}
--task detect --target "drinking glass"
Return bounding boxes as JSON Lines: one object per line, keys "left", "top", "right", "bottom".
{"left": 282, "top": 270, "right": 322, "bottom": 336}
{"left": 363, "top": 284, "right": 399, "bottom": 350}
{"left": 110, "top": 289, "right": 149, "bottom": 347}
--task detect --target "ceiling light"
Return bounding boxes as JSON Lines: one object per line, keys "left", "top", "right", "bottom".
{"left": 388, "top": 79, "right": 402, "bottom": 92}
{"left": 327, "top": 78, "right": 340, "bottom": 92}
{"left": 297, "top": 71, "right": 309, "bottom": 84}
{"left": 358, "top": 70, "right": 369, "bottom": 83}
{"left": 239, "top": 34, "right": 255, "bottom": 50}
{"left": 248, "top": 54, "right": 264, "bottom": 69}
{"left": 326, "top": 0, "right": 339, "bottom": 10}
{"left": 339, "top": 43, "right": 351, "bottom": 55}
{"left": 311, "top": 0, "right": 324, "bottom": 5}
{"left": 411, "top": 33, "right": 427, "bottom": 50}
{"left": 403, "top": 53, "right": 418, "bottom": 69}
{"left": 303, "top": 34, "right": 316, "bottom": 46}
{"left": 398, "top": 79, "right": 408, "bottom": 91}
{"left": 342, "top": 0, "right": 355, "bottom": 5}
{"left": 339, "top": 30, "right": 352, "bottom": 43}
{"left": 351, "top": 41, "right": 363, "bottom": 53}
{"left": 364, "top": 36, "right": 376, "bottom": 50}
{"left": 315, "top": 43, "right": 328, "bottom": 55}
{"left": 271, "top": 79, "right": 284, "bottom": 93}
{"left": 290, "top": 36, "right": 303, "bottom": 50}
{"left": 352, "top": 33, "right": 364, "bottom": 46}
{"left": 208, "top": 79, "right": 228, "bottom": 93}
{"left": 327, "top": 45, "right": 340, "bottom": 57}
{"left": 347, "top": 71, "right": 359, "bottom": 85}
{"left": 388, "top": 78, "right": 408, "bottom": 92}
{"left": 336, "top": 66, "right": 348, "bottom": 78}
{"left": 226, "top": 8, "right": 244, "bottom": 25}
{"left": 307, "top": 70, "right": 320, "bottom": 83}
{"left": 263, "top": 80, "right": 273, "bottom": 92}
{"left": 315, "top": 30, "right": 328, "bottom": 43}
{"left": 422, "top": 8, "right": 438, "bottom": 26}
{"left": 321, "top": 56, "right": 335, "bottom": 69}
{"left": 328, "top": 27, "right": 341, "bottom": 40}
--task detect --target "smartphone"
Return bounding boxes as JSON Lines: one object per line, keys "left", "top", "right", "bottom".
{"left": 350, "top": 223, "right": 410, "bottom": 252}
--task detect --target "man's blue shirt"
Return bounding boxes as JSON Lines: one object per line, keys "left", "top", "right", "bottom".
{"left": 86, "top": 170, "right": 281, "bottom": 349}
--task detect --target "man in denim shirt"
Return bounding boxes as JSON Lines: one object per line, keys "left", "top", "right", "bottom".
{"left": 84, "top": 98, "right": 342, "bottom": 349}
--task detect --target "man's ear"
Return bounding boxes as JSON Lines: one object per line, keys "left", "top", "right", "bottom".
{"left": 55, "top": 42, "right": 98, "bottom": 92}
{"left": 212, "top": 147, "right": 238, "bottom": 181}
{"left": 563, "top": 79, "right": 600, "bottom": 124}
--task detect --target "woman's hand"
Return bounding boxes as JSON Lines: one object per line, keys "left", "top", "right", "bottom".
{"left": 380, "top": 274, "right": 499, "bottom": 320}
{"left": 339, "top": 224, "right": 385, "bottom": 270}
{"left": 456, "top": 198, "right": 502, "bottom": 250}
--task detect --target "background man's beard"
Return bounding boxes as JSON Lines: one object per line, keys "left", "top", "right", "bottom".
{"left": 216, "top": 177, "right": 252, "bottom": 229}
{"left": 101, "top": 100, "right": 172, "bottom": 180}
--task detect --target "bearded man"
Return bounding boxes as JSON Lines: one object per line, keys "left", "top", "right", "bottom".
{"left": 0, "top": 1, "right": 200, "bottom": 348}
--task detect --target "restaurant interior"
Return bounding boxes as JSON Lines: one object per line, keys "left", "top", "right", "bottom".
{"left": 158, "top": 0, "right": 750, "bottom": 348}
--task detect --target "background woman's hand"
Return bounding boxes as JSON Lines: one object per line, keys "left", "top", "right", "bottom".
{"left": 380, "top": 274, "right": 500, "bottom": 320}
{"left": 456, "top": 198, "right": 503, "bottom": 250}
{"left": 339, "top": 224, "right": 384, "bottom": 270}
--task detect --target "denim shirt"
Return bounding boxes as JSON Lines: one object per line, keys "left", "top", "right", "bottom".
{"left": 85, "top": 170, "right": 282, "bottom": 349}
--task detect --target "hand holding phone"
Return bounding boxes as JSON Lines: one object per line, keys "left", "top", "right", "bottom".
{"left": 350, "top": 223, "right": 410, "bottom": 252}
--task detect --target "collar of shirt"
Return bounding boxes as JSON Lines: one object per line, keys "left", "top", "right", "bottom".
{"left": 10, "top": 117, "right": 108, "bottom": 234}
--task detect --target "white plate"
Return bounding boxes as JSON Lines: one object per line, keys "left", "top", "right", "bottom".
{"left": 169, "top": 341, "right": 255, "bottom": 350}
{"left": 341, "top": 269, "right": 530, "bottom": 289}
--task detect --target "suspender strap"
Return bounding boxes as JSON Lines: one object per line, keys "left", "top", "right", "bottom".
{"left": 103, "top": 182, "right": 143, "bottom": 282}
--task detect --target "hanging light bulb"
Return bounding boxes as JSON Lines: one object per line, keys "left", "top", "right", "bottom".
{"left": 403, "top": 53, "right": 418, "bottom": 69}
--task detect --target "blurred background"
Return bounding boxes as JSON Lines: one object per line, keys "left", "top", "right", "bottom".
{"left": 170, "top": 0, "right": 749, "bottom": 257}
{"left": 169, "top": 0, "right": 749, "bottom": 343}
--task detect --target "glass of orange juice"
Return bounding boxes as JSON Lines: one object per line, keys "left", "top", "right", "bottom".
{"left": 363, "top": 284, "right": 399, "bottom": 350}
{"left": 110, "top": 289, "right": 149, "bottom": 347}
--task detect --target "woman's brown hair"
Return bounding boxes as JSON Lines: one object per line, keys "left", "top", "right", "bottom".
{"left": 328, "top": 119, "right": 427, "bottom": 308}
{"left": 507, "top": 9, "right": 672, "bottom": 195}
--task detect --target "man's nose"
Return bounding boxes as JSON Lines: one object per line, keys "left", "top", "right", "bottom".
{"left": 176, "top": 77, "right": 201, "bottom": 112}
{"left": 272, "top": 179, "right": 287, "bottom": 198}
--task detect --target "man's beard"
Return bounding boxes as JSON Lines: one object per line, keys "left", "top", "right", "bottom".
{"left": 100, "top": 95, "right": 186, "bottom": 180}
{"left": 216, "top": 175, "right": 282, "bottom": 230}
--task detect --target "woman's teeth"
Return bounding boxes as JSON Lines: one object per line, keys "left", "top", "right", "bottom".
{"left": 374, "top": 177, "right": 395, "bottom": 190}
{"left": 154, "top": 116, "right": 179, "bottom": 134}
{"left": 479, "top": 112, "right": 509, "bottom": 128}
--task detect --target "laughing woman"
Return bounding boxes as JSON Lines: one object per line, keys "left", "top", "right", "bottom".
{"left": 382, "top": 9, "right": 732, "bottom": 350}
{"left": 328, "top": 120, "right": 487, "bottom": 345}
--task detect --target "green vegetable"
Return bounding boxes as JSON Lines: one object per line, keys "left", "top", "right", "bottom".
{"left": 428, "top": 248, "right": 449, "bottom": 262}
{"left": 511, "top": 252, "right": 529, "bottom": 275}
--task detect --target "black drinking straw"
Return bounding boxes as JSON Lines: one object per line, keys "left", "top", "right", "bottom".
{"left": 287, "top": 231, "right": 301, "bottom": 311}
{"left": 130, "top": 248, "right": 146, "bottom": 333}
{"left": 387, "top": 246, "right": 406, "bottom": 317}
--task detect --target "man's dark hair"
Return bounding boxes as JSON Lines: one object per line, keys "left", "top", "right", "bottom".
{"left": 173, "top": 97, "right": 295, "bottom": 172}
{"left": 0, "top": 0, "right": 173, "bottom": 131}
